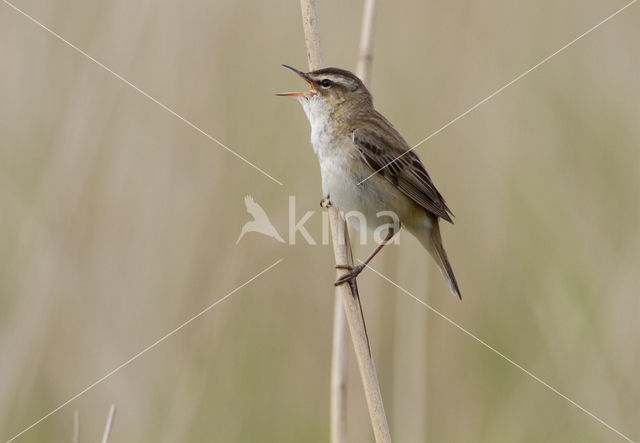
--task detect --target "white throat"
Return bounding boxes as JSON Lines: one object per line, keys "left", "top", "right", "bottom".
{"left": 297, "top": 95, "right": 335, "bottom": 156}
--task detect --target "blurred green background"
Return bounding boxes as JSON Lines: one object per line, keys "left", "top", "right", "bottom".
{"left": 1, "top": 0, "right": 638, "bottom": 441}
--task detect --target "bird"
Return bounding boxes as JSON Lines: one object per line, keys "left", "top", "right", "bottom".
{"left": 277, "top": 65, "right": 461, "bottom": 298}
{"left": 236, "top": 195, "right": 285, "bottom": 244}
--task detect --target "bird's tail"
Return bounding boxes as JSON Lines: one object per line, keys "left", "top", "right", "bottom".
{"left": 419, "top": 219, "right": 461, "bottom": 299}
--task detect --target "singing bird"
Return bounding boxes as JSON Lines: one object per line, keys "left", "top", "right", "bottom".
{"left": 236, "top": 195, "right": 285, "bottom": 244}
{"left": 278, "top": 65, "right": 460, "bottom": 298}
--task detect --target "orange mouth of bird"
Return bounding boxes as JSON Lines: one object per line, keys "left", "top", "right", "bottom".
{"left": 276, "top": 65, "right": 317, "bottom": 98}
{"left": 276, "top": 78, "right": 316, "bottom": 97}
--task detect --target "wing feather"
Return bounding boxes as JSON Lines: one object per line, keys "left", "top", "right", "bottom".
{"left": 352, "top": 117, "right": 453, "bottom": 222}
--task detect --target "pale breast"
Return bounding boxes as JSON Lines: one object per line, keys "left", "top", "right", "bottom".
{"left": 300, "top": 95, "right": 420, "bottom": 232}
{"left": 317, "top": 139, "right": 419, "bottom": 233}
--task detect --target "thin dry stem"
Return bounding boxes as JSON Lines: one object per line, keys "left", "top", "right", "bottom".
{"left": 298, "top": 2, "right": 349, "bottom": 440}
{"left": 356, "top": 0, "right": 379, "bottom": 85}
{"left": 298, "top": 2, "right": 390, "bottom": 441}
{"left": 330, "top": 294, "right": 348, "bottom": 443}
{"left": 300, "top": 0, "right": 324, "bottom": 70}
{"left": 100, "top": 404, "right": 116, "bottom": 443}
{"left": 327, "top": 211, "right": 390, "bottom": 443}
{"left": 72, "top": 409, "right": 79, "bottom": 443}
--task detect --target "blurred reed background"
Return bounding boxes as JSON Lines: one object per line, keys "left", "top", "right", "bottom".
{"left": 1, "top": 0, "right": 639, "bottom": 441}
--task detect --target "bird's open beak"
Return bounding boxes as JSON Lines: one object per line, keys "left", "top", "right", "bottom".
{"left": 276, "top": 64, "right": 317, "bottom": 97}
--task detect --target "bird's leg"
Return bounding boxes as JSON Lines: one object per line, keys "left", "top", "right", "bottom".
{"left": 334, "top": 228, "right": 396, "bottom": 286}
{"left": 320, "top": 194, "right": 332, "bottom": 208}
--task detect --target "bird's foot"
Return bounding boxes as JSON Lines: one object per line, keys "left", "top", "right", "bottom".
{"left": 334, "top": 263, "right": 365, "bottom": 286}
{"left": 320, "top": 195, "right": 332, "bottom": 208}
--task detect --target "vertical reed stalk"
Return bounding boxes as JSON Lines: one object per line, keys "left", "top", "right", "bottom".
{"left": 297, "top": 1, "right": 390, "bottom": 441}
{"left": 100, "top": 404, "right": 116, "bottom": 443}
{"left": 330, "top": 285, "right": 348, "bottom": 443}
{"left": 72, "top": 409, "right": 79, "bottom": 443}
{"left": 356, "top": 0, "right": 379, "bottom": 85}
{"left": 330, "top": 0, "right": 380, "bottom": 441}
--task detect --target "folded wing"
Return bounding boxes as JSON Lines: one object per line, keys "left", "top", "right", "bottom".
{"left": 352, "top": 118, "right": 453, "bottom": 223}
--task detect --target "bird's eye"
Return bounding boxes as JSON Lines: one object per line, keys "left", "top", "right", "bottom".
{"left": 320, "top": 79, "right": 333, "bottom": 88}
